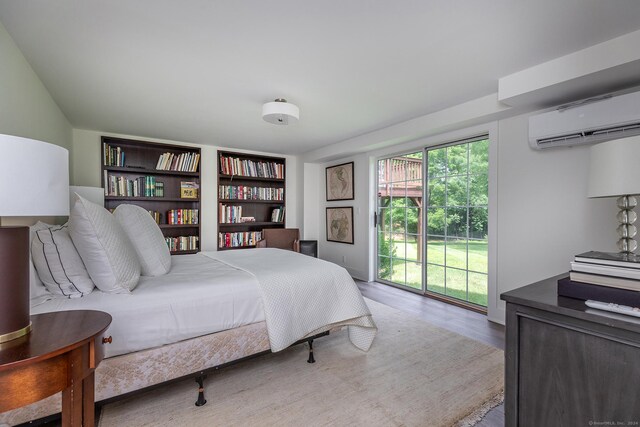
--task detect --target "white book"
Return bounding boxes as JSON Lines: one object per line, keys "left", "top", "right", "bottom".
{"left": 571, "top": 261, "right": 640, "bottom": 280}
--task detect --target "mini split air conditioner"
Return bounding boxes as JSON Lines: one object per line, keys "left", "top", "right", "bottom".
{"left": 528, "top": 91, "right": 640, "bottom": 150}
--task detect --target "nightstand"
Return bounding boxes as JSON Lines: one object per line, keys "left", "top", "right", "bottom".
{"left": 0, "top": 310, "right": 112, "bottom": 426}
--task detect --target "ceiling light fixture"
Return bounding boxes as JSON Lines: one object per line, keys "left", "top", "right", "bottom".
{"left": 262, "top": 98, "right": 299, "bottom": 125}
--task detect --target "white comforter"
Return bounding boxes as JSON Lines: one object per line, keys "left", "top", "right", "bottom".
{"left": 204, "top": 248, "right": 377, "bottom": 352}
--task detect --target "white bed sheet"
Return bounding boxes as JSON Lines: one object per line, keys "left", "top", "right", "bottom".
{"left": 31, "top": 254, "right": 264, "bottom": 358}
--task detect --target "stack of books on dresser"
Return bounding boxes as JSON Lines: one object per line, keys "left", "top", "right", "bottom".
{"left": 559, "top": 251, "right": 640, "bottom": 306}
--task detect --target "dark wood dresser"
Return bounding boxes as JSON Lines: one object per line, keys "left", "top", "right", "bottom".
{"left": 501, "top": 274, "right": 640, "bottom": 426}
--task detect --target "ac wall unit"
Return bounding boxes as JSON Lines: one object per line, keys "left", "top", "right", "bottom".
{"left": 529, "top": 91, "right": 640, "bottom": 150}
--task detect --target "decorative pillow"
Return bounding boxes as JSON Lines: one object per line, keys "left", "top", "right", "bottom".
{"left": 68, "top": 195, "right": 141, "bottom": 293}
{"left": 114, "top": 204, "right": 171, "bottom": 276}
{"left": 29, "top": 222, "right": 53, "bottom": 306}
{"left": 31, "top": 222, "right": 94, "bottom": 298}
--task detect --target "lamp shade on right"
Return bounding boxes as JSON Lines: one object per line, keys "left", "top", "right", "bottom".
{"left": 588, "top": 135, "right": 640, "bottom": 198}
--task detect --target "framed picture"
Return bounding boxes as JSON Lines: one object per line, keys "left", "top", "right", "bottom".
{"left": 326, "top": 161, "right": 354, "bottom": 201}
{"left": 326, "top": 207, "right": 354, "bottom": 244}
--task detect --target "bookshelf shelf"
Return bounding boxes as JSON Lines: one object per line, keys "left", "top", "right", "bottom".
{"left": 218, "top": 199, "right": 283, "bottom": 204}
{"left": 105, "top": 196, "right": 200, "bottom": 202}
{"left": 170, "top": 249, "right": 199, "bottom": 255}
{"left": 104, "top": 166, "right": 200, "bottom": 177}
{"left": 158, "top": 224, "right": 200, "bottom": 229}
{"left": 217, "top": 150, "right": 286, "bottom": 250}
{"left": 218, "top": 174, "right": 284, "bottom": 183}
{"left": 101, "top": 136, "right": 201, "bottom": 254}
{"left": 219, "top": 222, "right": 284, "bottom": 227}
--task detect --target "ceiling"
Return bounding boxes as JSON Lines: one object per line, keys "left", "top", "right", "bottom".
{"left": 2, "top": 1, "right": 640, "bottom": 155}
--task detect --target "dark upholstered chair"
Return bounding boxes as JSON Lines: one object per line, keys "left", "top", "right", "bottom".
{"left": 256, "top": 228, "right": 300, "bottom": 252}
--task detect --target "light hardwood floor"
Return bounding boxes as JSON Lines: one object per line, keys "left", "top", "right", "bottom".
{"left": 356, "top": 280, "right": 505, "bottom": 427}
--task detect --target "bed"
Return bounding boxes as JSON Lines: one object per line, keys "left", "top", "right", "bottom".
{"left": 0, "top": 248, "right": 377, "bottom": 426}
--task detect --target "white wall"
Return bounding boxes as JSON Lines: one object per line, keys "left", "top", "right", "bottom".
{"left": 0, "top": 21, "right": 71, "bottom": 152}
{"left": 0, "top": 20, "right": 72, "bottom": 226}
{"left": 494, "top": 113, "right": 614, "bottom": 321}
{"left": 316, "top": 154, "right": 371, "bottom": 280}
{"left": 307, "top": 110, "right": 616, "bottom": 323}
{"left": 71, "top": 129, "right": 302, "bottom": 251}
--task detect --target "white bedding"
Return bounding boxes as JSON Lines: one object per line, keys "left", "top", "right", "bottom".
{"left": 32, "top": 248, "right": 376, "bottom": 358}
{"left": 31, "top": 254, "right": 264, "bottom": 358}
{"left": 205, "top": 248, "right": 377, "bottom": 352}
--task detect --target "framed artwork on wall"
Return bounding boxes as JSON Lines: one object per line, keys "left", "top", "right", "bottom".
{"left": 326, "top": 207, "right": 354, "bottom": 244}
{"left": 326, "top": 162, "right": 354, "bottom": 201}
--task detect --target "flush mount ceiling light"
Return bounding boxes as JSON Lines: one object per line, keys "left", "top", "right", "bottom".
{"left": 262, "top": 98, "right": 299, "bottom": 125}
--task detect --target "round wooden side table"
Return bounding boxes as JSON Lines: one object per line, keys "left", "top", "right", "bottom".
{"left": 0, "top": 310, "right": 112, "bottom": 426}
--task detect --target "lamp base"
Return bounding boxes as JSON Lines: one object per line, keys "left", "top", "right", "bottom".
{"left": 0, "top": 226, "right": 31, "bottom": 343}
{"left": 0, "top": 322, "right": 31, "bottom": 343}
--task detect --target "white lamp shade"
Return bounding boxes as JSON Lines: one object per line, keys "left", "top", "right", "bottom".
{"left": 262, "top": 100, "right": 299, "bottom": 125}
{"left": 0, "top": 134, "right": 70, "bottom": 216}
{"left": 588, "top": 135, "right": 640, "bottom": 198}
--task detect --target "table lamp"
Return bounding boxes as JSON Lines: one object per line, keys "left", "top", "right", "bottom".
{"left": 0, "top": 134, "right": 69, "bottom": 343}
{"left": 588, "top": 135, "right": 640, "bottom": 254}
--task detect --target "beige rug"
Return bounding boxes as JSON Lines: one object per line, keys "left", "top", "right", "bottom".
{"left": 98, "top": 299, "right": 503, "bottom": 427}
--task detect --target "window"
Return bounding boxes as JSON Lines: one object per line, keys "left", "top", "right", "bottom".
{"left": 426, "top": 137, "right": 488, "bottom": 306}
{"left": 376, "top": 136, "right": 489, "bottom": 309}
{"left": 376, "top": 153, "right": 423, "bottom": 289}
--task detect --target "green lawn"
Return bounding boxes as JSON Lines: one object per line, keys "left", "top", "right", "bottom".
{"left": 379, "top": 239, "right": 488, "bottom": 306}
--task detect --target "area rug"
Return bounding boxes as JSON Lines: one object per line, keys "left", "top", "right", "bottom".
{"left": 98, "top": 299, "right": 504, "bottom": 427}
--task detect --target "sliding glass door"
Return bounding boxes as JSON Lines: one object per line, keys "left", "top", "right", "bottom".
{"left": 425, "top": 137, "right": 488, "bottom": 307}
{"left": 376, "top": 136, "right": 489, "bottom": 308}
{"left": 377, "top": 153, "right": 423, "bottom": 289}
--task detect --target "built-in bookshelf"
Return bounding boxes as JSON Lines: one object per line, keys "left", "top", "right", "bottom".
{"left": 101, "top": 136, "right": 201, "bottom": 255}
{"left": 217, "top": 150, "right": 285, "bottom": 250}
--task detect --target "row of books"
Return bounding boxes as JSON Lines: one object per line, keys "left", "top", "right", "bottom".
{"left": 218, "top": 231, "right": 262, "bottom": 248}
{"left": 271, "top": 207, "right": 285, "bottom": 223}
{"left": 219, "top": 156, "right": 284, "bottom": 179}
{"left": 165, "top": 236, "right": 199, "bottom": 252}
{"left": 103, "top": 144, "right": 125, "bottom": 167}
{"left": 560, "top": 251, "right": 640, "bottom": 307}
{"left": 219, "top": 204, "right": 243, "bottom": 224}
{"left": 218, "top": 185, "right": 284, "bottom": 201}
{"left": 104, "top": 174, "right": 164, "bottom": 197}
{"left": 156, "top": 152, "right": 200, "bottom": 172}
{"left": 167, "top": 209, "right": 199, "bottom": 225}
{"left": 148, "top": 210, "right": 162, "bottom": 224}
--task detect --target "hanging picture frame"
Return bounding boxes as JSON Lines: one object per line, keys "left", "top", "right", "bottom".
{"left": 326, "top": 207, "right": 354, "bottom": 244}
{"left": 326, "top": 161, "right": 354, "bottom": 201}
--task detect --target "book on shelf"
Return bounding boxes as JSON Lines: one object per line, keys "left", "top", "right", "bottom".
{"left": 165, "top": 235, "right": 198, "bottom": 252}
{"left": 558, "top": 277, "right": 640, "bottom": 307}
{"left": 570, "top": 260, "right": 640, "bottom": 281}
{"left": 218, "top": 231, "right": 262, "bottom": 248}
{"left": 218, "top": 185, "right": 283, "bottom": 201}
{"left": 156, "top": 151, "right": 200, "bottom": 172}
{"left": 270, "top": 207, "right": 285, "bottom": 223}
{"left": 568, "top": 271, "right": 640, "bottom": 292}
{"left": 167, "top": 209, "right": 199, "bottom": 225}
{"left": 574, "top": 251, "right": 640, "bottom": 269}
{"left": 219, "top": 204, "right": 242, "bottom": 224}
{"left": 148, "top": 210, "right": 162, "bottom": 224}
{"left": 180, "top": 181, "right": 199, "bottom": 199}
{"left": 219, "top": 155, "right": 284, "bottom": 179}
{"left": 105, "top": 175, "right": 164, "bottom": 197}
{"left": 103, "top": 143, "right": 125, "bottom": 167}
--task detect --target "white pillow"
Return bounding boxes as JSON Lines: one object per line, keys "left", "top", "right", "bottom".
{"left": 29, "top": 222, "right": 53, "bottom": 306}
{"left": 68, "top": 195, "right": 141, "bottom": 293}
{"left": 31, "top": 223, "right": 94, "bottom": 298}
{"left": 114, "top": 204, "right": 171, "bottom": 276}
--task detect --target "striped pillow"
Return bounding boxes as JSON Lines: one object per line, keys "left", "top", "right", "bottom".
{"left": 31, "top": 223, "right": 95, "bottom": 298}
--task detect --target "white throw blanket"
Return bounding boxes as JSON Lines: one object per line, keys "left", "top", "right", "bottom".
{"left": 203, "top": 248, "right": 377, "bottom": 352}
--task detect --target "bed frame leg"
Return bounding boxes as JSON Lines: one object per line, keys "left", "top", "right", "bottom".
{"left": 195, "top": 374, "right": 207, "bottom": 407}
{"left": 307, "top": 339, "right": 315, "bottom": 364}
